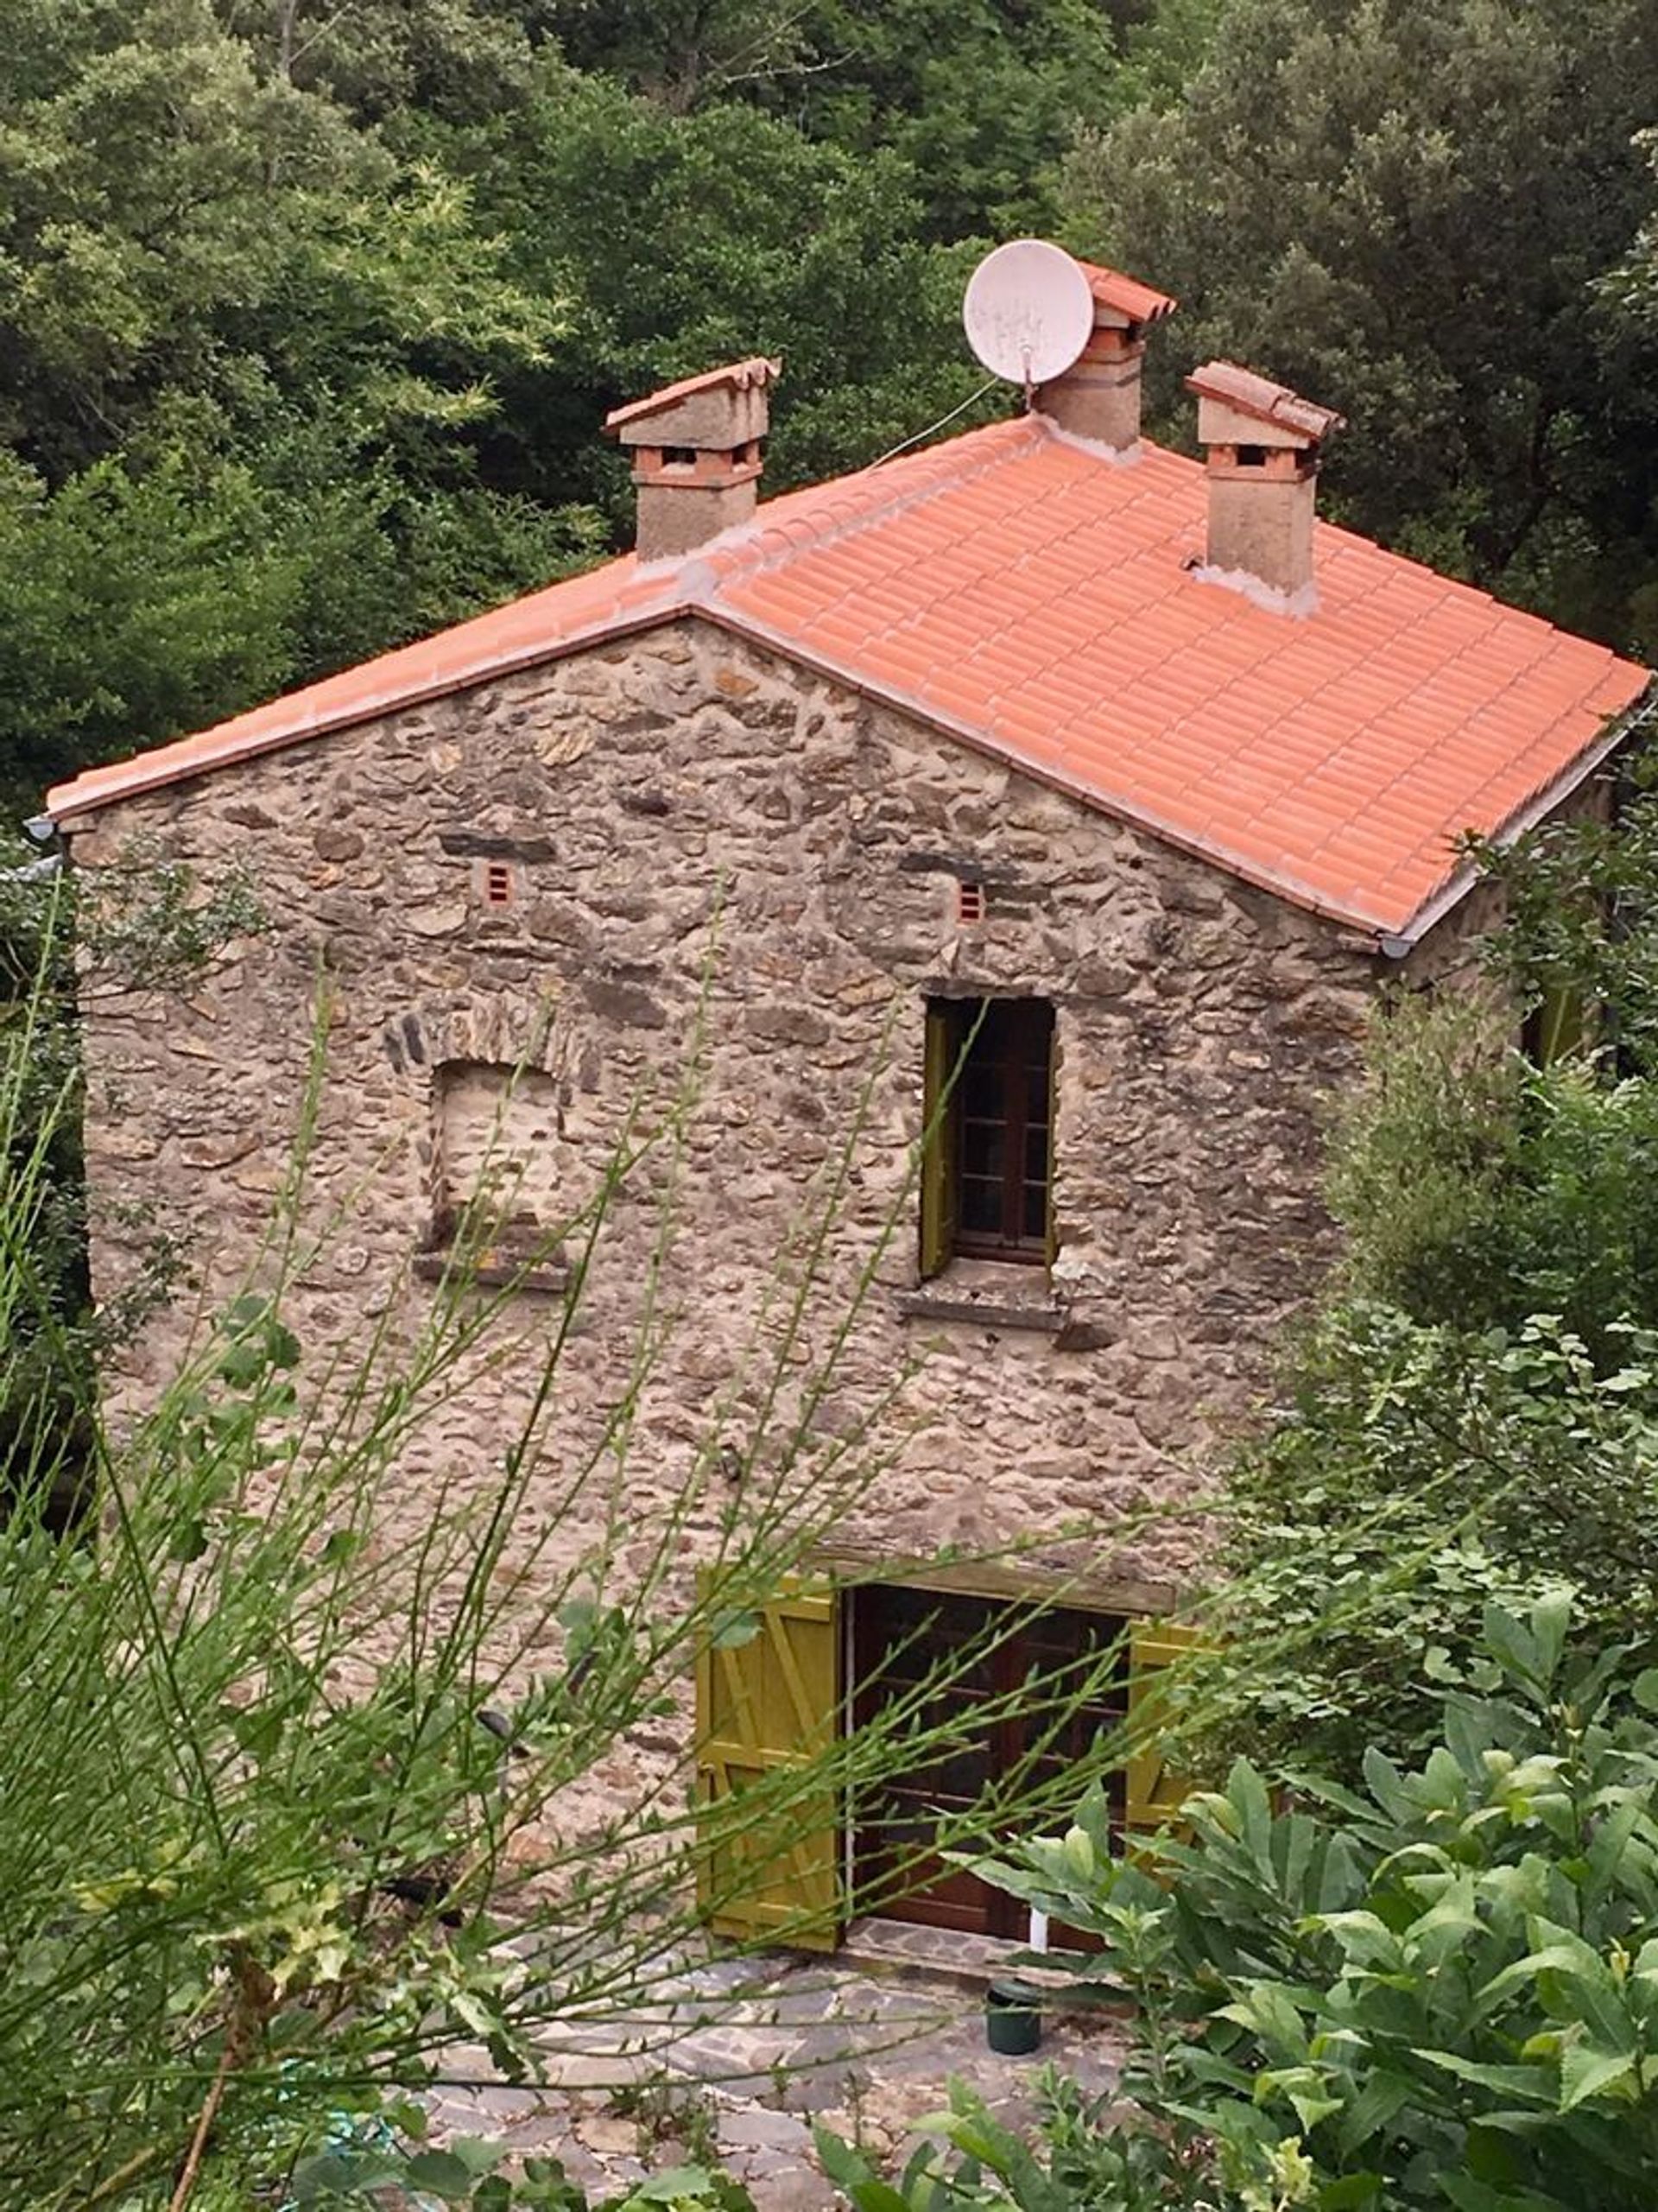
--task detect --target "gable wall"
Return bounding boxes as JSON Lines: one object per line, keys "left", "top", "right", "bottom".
{"left": 71, "top": 619, "right": 1390, "bottom": 1617}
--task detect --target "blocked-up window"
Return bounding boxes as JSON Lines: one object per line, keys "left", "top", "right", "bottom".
{"left": 920, "top": 998, "right": 1054, "bottom": 1275}
{"left": 431, "top": 1060, "right": 560, "bottom": 1254}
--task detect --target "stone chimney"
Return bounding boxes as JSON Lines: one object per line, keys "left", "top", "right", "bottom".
{"left": 1185, "top": 361, "right": 1344, "bottom": 602}
{"left": 604, "top": 358, "right": 781, "bottom": 561}
{"left": 1033, "top": 263, "right": 1176, "bottom": 453}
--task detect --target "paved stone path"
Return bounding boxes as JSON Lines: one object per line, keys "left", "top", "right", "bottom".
{"left": 427, "top": 1936, "right": 1125, "bottom": 2207}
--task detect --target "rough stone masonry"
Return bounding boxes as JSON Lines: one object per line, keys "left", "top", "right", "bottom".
{"left": 68, "top": 621, "right": 1456, "bottom": 1659}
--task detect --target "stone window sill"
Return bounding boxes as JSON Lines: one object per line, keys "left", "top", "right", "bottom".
{"left": 895, "top": 1259, "right": 1067, "bottom": 1336}
{"left": 412, "top": 1243, "right": 571, "bottom": 1296}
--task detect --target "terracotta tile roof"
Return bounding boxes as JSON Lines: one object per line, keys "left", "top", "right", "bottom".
{"left": 1187, "top": 361, "right": 1345, "bottom": 442}
{"left": 604, "top": 358, "right": 780, "bottom": 432}
{"left": 1073, "top": 262, "right": 1177, "bottom": 326}
{"left": 48, "top": 415, "right": 1649, "bottom": 941}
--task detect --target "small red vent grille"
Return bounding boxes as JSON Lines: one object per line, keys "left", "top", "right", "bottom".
{"left": 481, "top": 859, "right": 516, "bottom": 908}
{"left": 957, "top": 880, "right": 986, "bottom": 924}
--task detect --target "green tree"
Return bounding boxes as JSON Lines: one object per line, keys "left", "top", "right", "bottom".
{"left": 1193, "top": 770, "right": 1658, "bottom": 1775}
{"left": 535, "top": 0, "right": 1132, "bottom": 238}
{"left": 1067, "top": 0, "right": 1658, "bottom": 647}
{"left": 451, "top": 65, "right": 992, "bottom": 523}
{"left": 0, "top": 0, "right": 600, "bottom": 806}
{"left": 1197, "top": 1305, "right": 1658, "bottom": 1774}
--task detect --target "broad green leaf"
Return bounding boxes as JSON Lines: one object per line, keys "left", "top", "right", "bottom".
{"left": 1336, "top": 2068, "right": 1414, "bottom": 2158}
{"left": 814, "top": 2125, "right": 909, "bottom": 2212}
{"left": 1417, "top": 2050, "right": 1552, "bottom": 2102}
{"left": 1528, "top": 1589, "right": 1572, "bottom": 1685}
{"left": 1558, "top": 2041, "right": 1636, "bottom": 2111}
{"left": 1308, "top": 1910, "right": 1402, "bottom": 1971}
{"left": 1319, "top": 2177, "right": 1385, "bottom": 2209}
{"left": 629, "top": 2169, "right": 723, "bottom": 2202}
{"left": 402, "top": 2150, "right": 478, "bottom": 2200}
{"left": 448, "top": 2135, "right": 504, "bottom": 2177}
{"left": 1440, "top": 2176, "right": 1563, "bottom": 2212}
{"left": 1229, "top": 1757, "right": 1275, "bottom": 1866}
{"left": 1218, "top": 1982, "right": 1309, "bottom": 2059}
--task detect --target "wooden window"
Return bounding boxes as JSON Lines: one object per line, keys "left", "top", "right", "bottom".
{"left": 921, "top": 998, "right": 1054, "bottom": 1273}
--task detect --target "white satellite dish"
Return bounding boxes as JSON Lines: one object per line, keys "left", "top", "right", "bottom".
{"left": 963, "top": 239, "right": 1094, "bottom": 390}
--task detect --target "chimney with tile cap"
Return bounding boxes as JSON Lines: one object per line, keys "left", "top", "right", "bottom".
{"left": 604, "top": 357, "right": 781, "bottom": 561}
{"left": 1186, "top": 361, "right": 1344, "bottom": 602}
{"left": 1034, "top": 263, "right": 1176, "bottom": 452}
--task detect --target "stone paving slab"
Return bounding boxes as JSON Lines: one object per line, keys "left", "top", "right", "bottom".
{"left": 430, "top": 1936, "right": 1125, "bottom": 2209}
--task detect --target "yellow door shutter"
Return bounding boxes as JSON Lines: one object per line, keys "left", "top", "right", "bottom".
{"left": 694, "top": 1577, "right": 842, "bottom": 1952}
{"left": 1123, "top": 1620, "right": 1203, "bottom": 1838}
{"left": 919, "top": 1003, "right": 958, "bottom": 1279}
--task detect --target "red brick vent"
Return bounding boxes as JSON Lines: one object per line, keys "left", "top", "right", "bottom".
{"left": 480, "top": 859, "right": 516, "bottom": 908}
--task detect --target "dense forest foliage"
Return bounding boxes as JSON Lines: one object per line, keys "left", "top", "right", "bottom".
{"left": 5, "top": 0, "right": 1658, "bottom": 817}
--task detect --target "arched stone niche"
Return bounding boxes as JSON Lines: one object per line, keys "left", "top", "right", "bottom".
{"left": 383, "top": 993, "right": 574, "bottom": 1286}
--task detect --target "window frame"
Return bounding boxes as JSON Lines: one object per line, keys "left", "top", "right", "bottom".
{"left": 920, "top": 995, "right": 1055, "bottom": 1276}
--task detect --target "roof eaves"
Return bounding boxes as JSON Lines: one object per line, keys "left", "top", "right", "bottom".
{"left": 47, "top": 594, "right": 695, "bottom": 826}
{"left": 1380, "top": 676, "right": 1658, "bottom": 954}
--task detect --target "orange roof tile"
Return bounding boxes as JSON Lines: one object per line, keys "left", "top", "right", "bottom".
{"left": 1187, "top": 361, "right": 1345, "bottom": 443}
{"left": 1073, "top": 261, "right": 1177, "bottom": 326}
{"left": 47, "top": 415, "right": 1650, "bottom": 942}
{"left": 604, "top": 357, "right": 780, "bottom": 432}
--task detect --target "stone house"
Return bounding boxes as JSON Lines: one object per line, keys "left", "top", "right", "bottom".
{"left": 47, "top": 258, "right": 1650, "bottom": 1949}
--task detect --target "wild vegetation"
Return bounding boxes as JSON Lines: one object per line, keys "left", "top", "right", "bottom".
{"left": 0, "top": 874, "right": 1187, "bottom": 2208}
{"left": 832, "top": 1594, "right": 1658, "bottom": 2212}
{"left": 1188, "top": 770, "right": 1658, "bottom": 1781}
{"left": 5, "top": 0, "right": 1658, "bottom": 819}
{"left": 9, "top": 3, "right": 1658, "bottom": 2207}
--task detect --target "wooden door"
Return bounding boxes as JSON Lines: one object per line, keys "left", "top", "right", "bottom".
{"left": 851, "top": 1586, "right": 1128, "bottom": 1937}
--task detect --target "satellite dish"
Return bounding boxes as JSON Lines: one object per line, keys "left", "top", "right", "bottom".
{"left": 963, "top": 239, "right": 1094, "bottom": 390}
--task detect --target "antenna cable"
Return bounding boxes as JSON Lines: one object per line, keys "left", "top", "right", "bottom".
{"left": 870, "top": 377, "right": 1002, "bottom": 469}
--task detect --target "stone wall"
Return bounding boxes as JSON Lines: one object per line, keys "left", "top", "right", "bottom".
{"left": 71, "top": 620, "right": 1402, "bottom": 1629}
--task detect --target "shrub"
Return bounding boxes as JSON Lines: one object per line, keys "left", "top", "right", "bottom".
{"left": 1193, "top": 1305, "right": 1658, "bottom": 1776}
{"left": 1326, "top": 992, "right": 1658, "bottom": 1366}
{"left": 829, "top": 1595, "right": 1658, "bottom": 2211}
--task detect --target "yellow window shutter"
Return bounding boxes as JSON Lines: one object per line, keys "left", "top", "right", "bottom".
{"left": 919, "top": 1002, "right": 957, "bottom": 1279}
{"left": 1123, "top": 1620, "right": 1203, "bottom": 1837}
{"left": 694, "top": 1575, "right": 842, "bottom": 1952}
{"left": 1044, "top": 1021, "right": 1060, "bottom": 1269}
{"left": 1537, "top": 980, "right": 1586, "bottom": 1065}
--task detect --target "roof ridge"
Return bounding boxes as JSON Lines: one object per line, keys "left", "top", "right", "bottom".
{"left": 47, "top": 406, "right": 1649, "bottom": 947}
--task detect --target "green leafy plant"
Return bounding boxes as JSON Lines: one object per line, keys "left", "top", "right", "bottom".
{"left": 908, "top": 1595, "right": 1658, "bottom": 2211}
